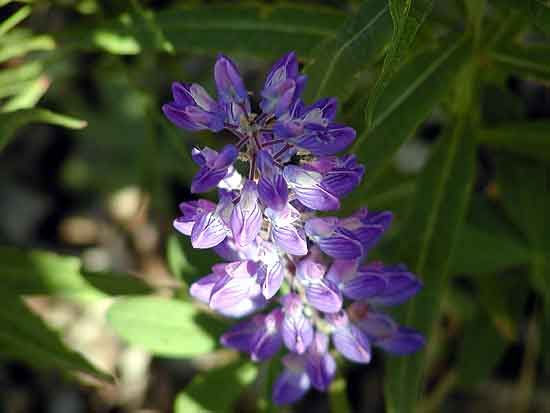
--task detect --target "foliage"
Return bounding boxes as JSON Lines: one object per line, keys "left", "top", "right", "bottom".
{"left": 1, "top": 0, "right": 549, "bottom": 411}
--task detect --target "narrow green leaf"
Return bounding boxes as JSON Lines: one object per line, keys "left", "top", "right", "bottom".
{"left": 366, "top": 0, "right": 435, "bottom": 125}
{"left": 0, "top": 5, "right": 31, "bottom": 37}
{"left": 107, "top": 297, "right": 218, "bottom": 357}
{"left": 0, "top": 246, "right": 151, "bottom": 298}
{"left": 58, "top": 4, "right": 345, "bottom": 58}
{"left": 450, "top": 224, "right": 530, "bottom": 275}
{"left": 455, "top": 312, "right": 508, "bottom": 386}
{"left": 490, "top": 46, "right": 550, "bottom": 83}
{"left": 329, "top": 377, "right": 351, "bottom": 413}
{"left": 385, "top": 92, "right": 476, "bottom": 411}
{"left": 0, "top": 294, "right": 111, "bottom": 381}
{"left": 0, "top": 32, "right": 55, "bottom": 63}
{"left": 166, "top": 234, "right": 195, "bottom": 285}
{"left": 174, "top": 361, "right": 258, "bottom": 413}
{"left": 478, "top": 121, "right": 550, "bottom": 162}
{"left": 495, "top": 156, "right": 550, "bottom": 313}
{"left": 304, "top": 0, "right": 392, "bottom": 102}
{"left": 0, "top": 108, "right": 87, "bottom": 151}
{"left": 351, "top": 36, "right": 471, "bottom": 195}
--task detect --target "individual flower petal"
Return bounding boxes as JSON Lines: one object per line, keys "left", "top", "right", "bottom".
{"left": 317, "top": 228, "right": 363, "bottom": 260}
{"left": 281, "top": 294, "right": 314, "bottom": 354}
{"left": 214, "top": 54, "right": 249, "bottom": 107}
{"left": 209, "top": 261, "right": 260, "bottom": 313}
{"left": 189, "top": 271, "right": 224, "bottom": 303}
{"left": 293, "top": 123, "right": 356, "bottom": 156}
{"left": 305, "top": 341, "right": 336, "bottom": 391}
{"left": 305, "top": 154, "right": 365, "bottom": 198}
{"left": 304, "top": 279, "right": 343, "bottom": 313}
{"left": 327, "top": 312, "right": 371, "bottom": 363}
{"left": 173, "top": 199, "right": 216, "bottom": 236}
{"left": 283, "top": 165, "right": 340, "bottom": 211}
{"left": 190, "top": 209, "right": 228, "bottom": 249}
{"left": 259, "top": 259, "right": 284, "bottom": 300}
{"left": 220, "top": 314, "right": 264, "bottom": 352}
{"left": 162, "top": 82, "right": 225, "bottom": 132}
{"left": 376, "top": 326, "right": 426, "bottom": 355}
{"left": 250, "top": 309, "right": 284, "bottom": 361}
{"left": 368, "top": 264, "right": 423, "bottom": 306}
{"left": 272, "top": 368, "right": 310, "bottom": 405}
{"left": 271, "top": 223, "right": 308, "bottom": 256}
{"left": 230, "top": 180, "right": 262, "bottom": 247}
{"left": 341, "top": 209, "right": 393, "bottom": 249}
{"left": 191, "top": 145, "right": 239, "bottom": 193}
{"left": 340, "top": 269, "right": 386, "bottom": 301}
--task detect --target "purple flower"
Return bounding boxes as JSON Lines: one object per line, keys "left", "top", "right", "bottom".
{"left": 162, "top": 82, "right": 225, "bottom": 132}
{"left": 221, "top": 308, "right": 283, "bottom": 361}
{"left": 191, "top": 145, "right": 238, "bottom": 193}
{"left": 165, "top": 52, "right": 425, "bottom": 406}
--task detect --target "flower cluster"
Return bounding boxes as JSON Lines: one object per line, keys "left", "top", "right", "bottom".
{"left": 164, "top": 52, "right": 425, "bottom": 405}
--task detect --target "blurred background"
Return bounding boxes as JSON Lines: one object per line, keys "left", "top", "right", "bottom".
{"left": 1, "top": 0, "right": 549, "bottom": 412}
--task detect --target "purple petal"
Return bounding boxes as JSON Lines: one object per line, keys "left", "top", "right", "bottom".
{"left": 294, "top": 123, "right": 356, "bottom": 156}
{"left": 258, "top": 174, "right": 289, "bottom": 211}
{"left": 214, "top": 54, "right": 249, "bottom": 106}
{"left": 272, "top": 368, "right": 310, "bottom": 405}
{"left": 220, "top": 315, "right": 264, "bottom": 352}
{"left": 342, "top": 273, "right": 386, "bottom": 301}
{"left": 251, "top": 309, "right": 283, "bottom": 361}
{"left": 190, "top": 211, "right": 227, "bottom": 248}
{"left": 189, "top": 272, "right": 222, "bottom": 303}
{"left": 305, "top": 352, "right": 336, "bottom": 391}
{"left": 305, "top": 279, "right": 343, "bottom": 314}
{"left": 259, "top": 260, "right": 284, "bottom": 300}
{"left": 376, "top": 326, "right": 426, "bottom": 355}
{"left": 331, "top": 324, "right": 371, "bottom": 364}
{"left": 301, "top": 97, "right": 337, "bottom": 125}
{"left": 209, "top": 271, "right": 259, "bottom": 313}
{"left": 318, "top": 228, "right": 363, "bottom": 260}
{"left": 271, "top": 223, "right": 308, "bottom": 256}
{"left": 283, "top": 165, "right": 339, "bottom": 211}
{"left": 230, "top": 180, "right": 262, "bottom": 247}
{"left": 369, "top": 265, "right": 423, "bottom": 306}
{"left": 282, "top": 305, "right": 314, "bottom": 354}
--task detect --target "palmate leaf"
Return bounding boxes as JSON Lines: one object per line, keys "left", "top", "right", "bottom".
{"left": 107, "top": 297, "right": 223, "bottom": 358}
{"left": 384, "top": 64, "right": 477, "bottom": 413}
{"left": 347, "top": 35, "right": 471, "bottom": 208}
{"left": 366, "top": 0, "right": 435, "bottom": 126}
{"left": 0, "top": 109, "right": 87, "bottom": 152}
{"left": 58, "top": 4, "right": 345, "bottom": 58}
{"left": 304, "top": 0, "right": 392, "bottom": 103}
{"left": 0, "top": 294, "right": 111, "bottom": 381}
{"left": 174, "top": 361, "right": 258, "bottom": 413}
{"left": 0, "top": 246, "right": 152, "bottom": 298}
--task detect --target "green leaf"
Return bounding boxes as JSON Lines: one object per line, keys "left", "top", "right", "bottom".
{"left": 366, "top": 0, "right": 435, "bottom": 126}
{"left": 107, "top": 296, "right": 218, "bottom": 357}
{"left": 174, "top": 361, "right": 258, "bottom": 413}
{"left": 351, "top": 36, "right": 472, "bottom": 196}
{"left": 329, "top": 377, "right": 351, "bottom": 413}
{"left": 0, "top": 108, "right": 87, "bottom": 151}
{"left": 304, "top": 0, "right": 392, "bottom": 102}
{"left": 0, "top": 294, "right": 111, "bottom": 381}
{"left": 59, "top": 4, "right": 345, "bottom": 58}
{"left": 0, "top": 5, "right": 31, "bottom": 37}
{"left": 490, "top": 46, "right": 550, "bottom": 83}
{"left": 166, "top": 234, "right": 193, "bottom": 284}
{"left": 166, "top": 235, "right": 219, "bottom": 287}
{"left": 0, "top": 31, "right": 55, "bottom": 63}
{"left": 455, "top": 311, "right": 508, "bottom": 386}
{"left": 495, "top": 155, "right": 550, "bottom": 313}
{"left": 450, "top": 224, "right": 530, "bottom": 275}
{"left": 384, "top": 80, "right": 477, "bottom": 412}
{"left": 528, "top": 0, "right": 550, "bottom": 35}
{"left": 478, "top": 121, "right": 550, "bottom": 162}
{"left": 0, "top": 246, "right": 151, "bottom": 298}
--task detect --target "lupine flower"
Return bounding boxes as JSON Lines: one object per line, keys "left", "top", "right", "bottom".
{"left": 166, "top": 51, "right": 425, "bottom": 405}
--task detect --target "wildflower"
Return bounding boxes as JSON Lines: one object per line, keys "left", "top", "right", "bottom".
{"left": 165, "top": 52, "right": 424, "bottom": 405}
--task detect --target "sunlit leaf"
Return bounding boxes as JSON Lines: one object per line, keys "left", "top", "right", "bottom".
{"left": 0, "top": 4, "right": 31, "bottom": 37}
{"left": 0, "top": 246, "right": 152, "bottom": 298}
{"left": 0, "top": 294, "right": 112, "bottom": 381}
{"left": 0, "top": 108, "right": 87, "bottom": 151}
{"left": 174, "top": 361, "right": 258, "bottom": 413}
{"left": 107, "top": 296, "right": 218, "bottom": 357}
